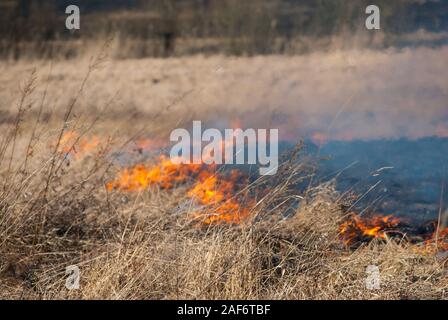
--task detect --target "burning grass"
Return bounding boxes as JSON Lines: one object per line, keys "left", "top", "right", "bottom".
{"left": 106, "top": 155, "right": 255, "bottom": 225}
{"left": 339, "top": 214, "right": 402, "bottom": 246}
{"left": 103, "top": 150, "right": 447, "bottom": 251}
{"left": 58, "top": 131, "right": 102, "bottom": 159}
{"left": 106, "top": 155, "right": 203, "bottom": 191}
{"left": 1, "top": 122, "right": 447, "bottom": 299}
{"left": 0, "top": 53, "right": 447, "bottom": 300}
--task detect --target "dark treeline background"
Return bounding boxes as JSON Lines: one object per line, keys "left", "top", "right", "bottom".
{"left": 1, "top": 0, "right": 448, "bottom": 59}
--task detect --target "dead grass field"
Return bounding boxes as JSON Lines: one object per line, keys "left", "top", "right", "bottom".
{"left": 1, "top": 45, "right": 447, "bottom": 140}
{"left": 0, "top": 47, "right": 447, "bottom": 299}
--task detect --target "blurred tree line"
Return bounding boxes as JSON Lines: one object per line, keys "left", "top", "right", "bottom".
{"left": 0, "top": 0, "right": 447, "bottom": 59}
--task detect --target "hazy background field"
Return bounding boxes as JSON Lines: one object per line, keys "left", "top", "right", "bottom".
{"left": 1, "top": 47, "right": 447, "bottom": 142}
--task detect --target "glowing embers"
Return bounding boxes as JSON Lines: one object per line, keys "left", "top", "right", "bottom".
{"left": 421, "top": 223, "right": 448, "bottom": 253}
{"left": 339, "top": 213, "right": 448, "bottom": 253}
{"left": 339, "top": 214, "right": 401, "bottom": 245}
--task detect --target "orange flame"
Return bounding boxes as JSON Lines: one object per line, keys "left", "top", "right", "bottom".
{"left": 339, "top": 214, "right": 401, "bottom": 245}
{"left": 105, "top": 145, "right": 448, "bottom": 245}
{"left": 107, "top": 156, "right": 254, "bottom": 225}
{"left": 106, "top": 156, "right": 203, "bottom": 191}
{"left": 187, "top": 170, "right": 253, "bottom": 225}
{"left": 58, "top": 131, "right": 101, "bottom": 159}
{"left": 420, "top": 225, "right": 448, "bottom": 253}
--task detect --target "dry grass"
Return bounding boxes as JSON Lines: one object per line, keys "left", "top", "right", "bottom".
{"left": 1, "top": 149, "right": 446, "bottom": 299}
{"left": 0, "top": 49, "right": 447, "bottom": 300}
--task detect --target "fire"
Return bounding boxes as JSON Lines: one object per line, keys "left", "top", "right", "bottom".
{"left": 311, "top": 132, "right": 328, "bottom": 145}
{"left": 106, "top": 156, "right": 203, "bottom": 191}
{"left": 59, "top": 131, "right": 78, "bottom": 152}
{"left": 339, "top": 214, "right": 401, "bottom": 245}
{"left": 339, "top": 213, "right": 448, "bottom": 253}
{"left": 106, "top": 156, "right": 254, "bottom": 224}
{"left": 104, "top": 135, "right": 448, "bottom": 245}
{"left": 421, "top": 225, "right": 448, "bottom": 253}
{"left": 107, "top": 153, "right": 448, "bottom": 246}
{"left": 187, "top": 170, "right": 253, "bottom": 225}
{"left": 58, "top": 131, "right": 101, "bottom": 159}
